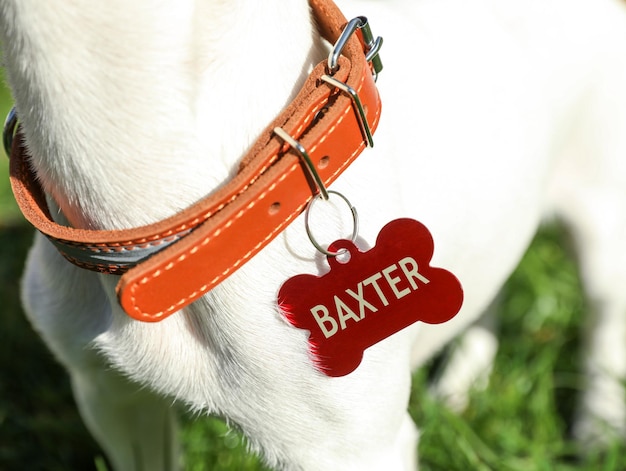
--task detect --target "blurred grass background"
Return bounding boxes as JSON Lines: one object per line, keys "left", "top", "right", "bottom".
{"left": 1, "top": 67, "right": 625, "bottom": 470}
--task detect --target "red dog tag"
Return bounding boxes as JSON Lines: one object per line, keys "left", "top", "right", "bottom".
{"left": 278, "top": 218, "right": 463, "bottom": 377}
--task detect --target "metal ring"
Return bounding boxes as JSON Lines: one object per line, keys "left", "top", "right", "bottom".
{"left": 304, "top": 190, "right": 359, "bottom": 257}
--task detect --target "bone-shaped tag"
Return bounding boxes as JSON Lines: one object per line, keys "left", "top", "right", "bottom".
{"left": 278, "top": 218, "right": 464, "bottom": 377}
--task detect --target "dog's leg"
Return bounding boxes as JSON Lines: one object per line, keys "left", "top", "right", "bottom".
{"left": 576, "top": 273, "right": 626, "bottom": 446}
{"left": 549, "top": 11, "right": 626, "bottom": 443}
{"left": 430, "top": 305, "right": 499, "bottom": 413}
{"left": 70, "top": 369, "right": 179, "bottom": 471}
{"left": 565, "top": 192, "right": 626, "bottom": 446}
{"left": 21, "top": 233, "right": 180, "bottom": 471}
{"left": 565, "top": 195, "right": 626, "bottom": 445}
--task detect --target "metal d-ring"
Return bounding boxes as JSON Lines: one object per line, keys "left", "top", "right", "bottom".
{"left": 305, "top": 190, "right": 359, "bottom": 258}
{"left": 328, "top": 16, "right": 383, "bottom": 81}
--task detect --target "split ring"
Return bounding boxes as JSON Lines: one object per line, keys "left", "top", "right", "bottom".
{"left": 304, "top": 190, "right": 359, "bottom": 257}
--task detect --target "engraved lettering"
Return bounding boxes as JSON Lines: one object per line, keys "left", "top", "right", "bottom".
{"left": 311, "top": 305, "right": 338, "bottom": 338}
{"left": 309, "top": 256, "right": 432, "bottom": 338}
{"left": 346, "top": 282, "right": 378, "bottom": 319}
{"left": 363, "top": 272, "right": 389, "bottom": 306}
{"left": 399, "top": 256, "right": 430, "bottom": 288}
{"left": 382, "top": 264, "right": 411, "bottom": 299}
{"left": 334, "top": 295, "right": 361, "bottom": 330}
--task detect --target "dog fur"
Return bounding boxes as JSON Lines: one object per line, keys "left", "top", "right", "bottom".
{"left": 1, "top": 0, "right": 626, "bottom": 469}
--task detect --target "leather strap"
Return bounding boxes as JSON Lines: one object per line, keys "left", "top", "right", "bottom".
{"left": 9, "top": 0, "right": 382, "bottom": 322}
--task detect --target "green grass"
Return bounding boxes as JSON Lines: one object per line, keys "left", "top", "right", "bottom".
{"left": 1, "top": 74, "right": 625, "bottom": 470}
{"left": 413, "top": 225, "right": 626, "bottom": 470}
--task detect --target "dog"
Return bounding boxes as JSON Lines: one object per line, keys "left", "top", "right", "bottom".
{"left": 1, "top": 0, "right": 626, "bottom": 469}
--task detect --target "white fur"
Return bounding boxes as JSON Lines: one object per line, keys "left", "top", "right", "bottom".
{"left": 2, "top": 0, "right": 626, "bottom": 469}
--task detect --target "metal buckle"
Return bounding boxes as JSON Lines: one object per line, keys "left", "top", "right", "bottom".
{"left": 327, "top": 16, "right": 383, "bottom": 81}
{"left": 3, "top": 106, "right": 18, "bottom": 157}
{"left": 323, "top": 16, "right": 382, "bottom": 148}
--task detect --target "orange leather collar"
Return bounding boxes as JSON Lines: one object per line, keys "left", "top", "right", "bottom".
{"left": 8, "top": 0, "right": 382, "bottom": 322}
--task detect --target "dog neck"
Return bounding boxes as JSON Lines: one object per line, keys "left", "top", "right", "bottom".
{"left": 1, "top": 0, "right": 322, "bottom": 230}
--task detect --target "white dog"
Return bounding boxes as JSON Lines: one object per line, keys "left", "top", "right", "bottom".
{"left": 2, "top": 0, "right": 626, "bottom": 469}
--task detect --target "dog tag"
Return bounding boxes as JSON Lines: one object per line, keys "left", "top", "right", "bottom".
{"left": 278, "top": 218, "right": 464, "bottom": 377}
